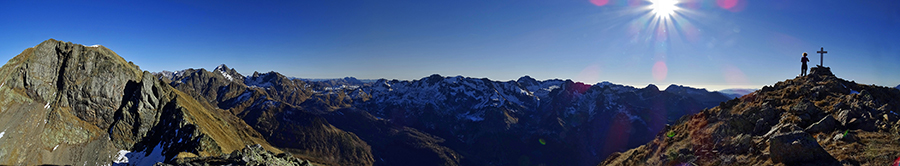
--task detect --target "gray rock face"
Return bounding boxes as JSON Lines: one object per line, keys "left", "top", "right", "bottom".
{"left": 791, "top": 100, "right": 824, "bottom": 126}
{"left": 109, "top": 71, "right": 170, "bottom": 150}
{"left": 750, "top": 105, "right": 784, "bottom": 135}
{"left": 763, "top": 123, "right": 802, "bottom": 139}
{"left": 0, "top": 39, "right": 144, "bottom": 164}
{"left": 6, "top": 39, "right": 142, "bottom": 128}
{"left": 768, "top": 131, "right": 838, "bottom": 165}
{"left": 837, "top": 109, "right": 859, "bottom": 127}
{"left": 0, "top": 39, "right": 277, "bottom": 165}
{"left": 805, "top": 115, "right": 838, "bottom": 134}
{"left": 837, "top": 108, "right": 879, "bottom": 131}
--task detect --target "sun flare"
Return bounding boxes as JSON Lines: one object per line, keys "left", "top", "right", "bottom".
{"left": 649, "top": 0, "right": 678, "bottom": 17}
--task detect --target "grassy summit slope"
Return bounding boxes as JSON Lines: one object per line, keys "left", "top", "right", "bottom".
{"left": 600, "top": 67, "right": 900, "bottom": 165}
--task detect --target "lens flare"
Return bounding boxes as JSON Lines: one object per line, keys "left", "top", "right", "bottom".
{"left": 649, "top": 0, "right": 679, "bottom": 17}
{"left": 590, "top": 0, "right": 609, "bottom": 6}
{"left": 723, "top": 65, "right": 748, "bottom": 85}
{"left": 652, "top": 61, "right": 668, "bottom": 81}
{"left": 716, "top": 0, "right": 746, "bottom": 12}
{"left": 716, "top": 0, "right": 738, "bottom": 9}
{"left": 577, "top": 64, "right": 602, "bottom": 84}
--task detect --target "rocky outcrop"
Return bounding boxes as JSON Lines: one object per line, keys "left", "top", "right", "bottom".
{"left": 805, "top": 115, "right": 838, "bottom": 134}
{"left": 0, "top": 39, "right": 279, "bottom": 165}
{"left": 768, "top": 131, "right": 837, "bottom": 165}
{"left": 162, "top": 144, "right": 313, "bottom": 166}
{"left": 600, "top": 66, "right": 900, "bottom": 165}
{"left": 160, "top": 67, "right": 375, "bottom": 166}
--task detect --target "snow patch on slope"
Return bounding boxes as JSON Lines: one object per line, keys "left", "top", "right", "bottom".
{"left": 116, "top": 142, "right": 166, "bottom": 165}
{"left": 219, "top": 70, "right": 233, "bottom": 81}
{"left": 113, "top": 150, "right": 130, "bottom": 164}
{"left": 246, "top": 77, "right": 273, "bottom": 88}
{"left": 457, "top": 111, "right": 485, "bottom": 122}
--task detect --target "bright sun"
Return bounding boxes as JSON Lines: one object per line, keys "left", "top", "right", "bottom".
{"left": 649, "top": 0, "right": 678, "bottom": 17}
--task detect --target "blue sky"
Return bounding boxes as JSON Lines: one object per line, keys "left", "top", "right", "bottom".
{"left": 1, "top": 0, "right": 898, "bottom": 90}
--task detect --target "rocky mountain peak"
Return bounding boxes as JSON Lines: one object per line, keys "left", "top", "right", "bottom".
{"left": 424, "top": 74, "right": 444, "bottom": 85}
{"left": 516, "top": 75, "right": 539, "bottom": 86}
{"left": 0, "top": 39, "right": 282, "bottom": 165}
{"left": 214, "top": 64, "right": 229, "bottom": 72}
{"left": 663, "top": 84, "right": 699, "bottom": 92}
{"left": 601, "top": 69, "right": 900, "bottom": 165}
{"left": 643, "top": 84, "right": 660, "bottom": 92}
{"left": 808, "top": 66, "right": 835, "bottom": 77}
{"left": 2, "top": 38, "right": 143, "bottom": 128}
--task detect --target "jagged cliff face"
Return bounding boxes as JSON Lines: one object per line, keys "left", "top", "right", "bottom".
{"left": 0, "top": 39, "right": 279, "bottom": 165}
{"left": 159, "top": 67, "right": 375, "bottom": 166}
{"left": 600, "top": 67, "right": 900, "bottom": 165}
{"left": 163, "top": 65, "right": 733, "bottom": 165}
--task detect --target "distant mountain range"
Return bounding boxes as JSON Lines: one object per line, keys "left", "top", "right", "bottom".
{"left": 155, "top": 63, "right": 735, "bottom": 165}
{"left": 717, "top": 88, "right": 758, "bottom": 98}
{"left": 17, "top": 39, "right": 875, "bottom": 166}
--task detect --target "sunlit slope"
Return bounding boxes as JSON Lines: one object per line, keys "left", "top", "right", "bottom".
{"left": 161, "top": 68, "right": 376, "bottom": 166}
{"left": 0, "top": 39, "right": 279, "bottom": 165}
{"left": 600, "top": 67, "right": 900, "bottom": 165}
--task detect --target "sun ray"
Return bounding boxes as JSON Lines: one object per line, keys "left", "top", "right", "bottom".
{"left": 649, "top": 0, "right": 679, "bottom": 18}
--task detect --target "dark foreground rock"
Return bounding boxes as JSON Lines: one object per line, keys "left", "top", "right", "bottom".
{"left": 768, "top": 131, "right": 838, "bottom": 165}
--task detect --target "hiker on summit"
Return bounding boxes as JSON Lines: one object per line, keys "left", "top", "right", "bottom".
{"left": 801, "top": 52, "right": 810, "bottom": 76}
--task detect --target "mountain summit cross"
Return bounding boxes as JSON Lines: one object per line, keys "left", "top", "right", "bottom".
{"left": 817, "top": 47, "right": 827, "bottom": 66}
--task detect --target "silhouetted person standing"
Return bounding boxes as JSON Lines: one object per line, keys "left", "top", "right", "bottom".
{"left": 801, "top": 52, "right": 810, "bottom": 76}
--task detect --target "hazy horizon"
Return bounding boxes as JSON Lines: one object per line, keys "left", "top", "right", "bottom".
{"left": 2, "top": 0, "right": 898, "bottom": 91}
{"left": 164, "top": 64, "right": 766, "bottom": 91}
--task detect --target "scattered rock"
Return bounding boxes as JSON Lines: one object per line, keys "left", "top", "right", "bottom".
{"left": 806, "top": 116, "right": 838, "bottom": 134}
{"left": 768, "top": 131, "right": 838, "bottom": 165}
{"left": 763, "top": 123, "right": 802, "bottom": 139}
{"left": 832, "top": 131, "right": 858, "bottom": 143}
{"left": 837, "top": 109, "right": 860, "bottom": 127}
{"left": 162, "top": 144, "right": 312, "bottom": 166}
{"left": 722, "top": 134, "right": 752, "bottom": 154}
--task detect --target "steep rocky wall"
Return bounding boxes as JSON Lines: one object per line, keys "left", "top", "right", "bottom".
{"left": 0, "top": 39, "right": 279, "bottom": 165}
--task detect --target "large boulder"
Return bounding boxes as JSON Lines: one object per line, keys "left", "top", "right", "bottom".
{"left": 768, "top": 131, "right": 838, "bottom": 165}
{"left": 837, "top": 109, "right": 878, "bottom": 131}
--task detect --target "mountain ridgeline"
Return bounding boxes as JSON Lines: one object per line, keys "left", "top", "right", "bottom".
{"left": 0, "top": 39, "right": 299, "bottom": 165}
{"left": 0, "top": 39, "right": 739, "bottom": 165}
{"left": 157, "top": 66, "right": 734, "bottom": 165}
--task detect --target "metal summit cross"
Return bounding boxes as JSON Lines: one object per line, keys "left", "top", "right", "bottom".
{"left": 817, "top": 47, "right": 827, "bottom": 66}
